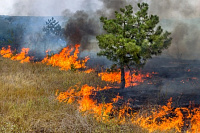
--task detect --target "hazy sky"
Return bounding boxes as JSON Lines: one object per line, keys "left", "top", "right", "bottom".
{"left": 0, "top": 0, "right": 200, "bottom": 18}
{"left": 0, "top": 0, "right": 102, "bottom": 16}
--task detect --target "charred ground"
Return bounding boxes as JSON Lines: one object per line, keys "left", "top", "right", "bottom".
{"left": 95, "top": 57, "right": 200, "bottom": 109}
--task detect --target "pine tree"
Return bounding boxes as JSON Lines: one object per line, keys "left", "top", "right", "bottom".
{"left": 43, "top": 17, "right": 63, "bottom": 37}
{"left": 42, "top": 17, "right": 65, "bottom": 53}
{"left": 96, "top": 3, "right": 172, "bottom": 89}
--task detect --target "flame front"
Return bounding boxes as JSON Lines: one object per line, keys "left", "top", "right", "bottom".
{"left": 1, "top": 44, "right": 200, "bottom": 132}
{"left": 133, "top": 98, "right": 184, "bottom": 132}
{"left": 0, "top": 46, "right": 31, "bottom": 63}
{"left": 57, "top": 85, "right": 200, "bottom": 132}
{"left": 191, "top": 108, "right": 200, "bottom": 132}
{"left": 98, "top": 70, "right": 152, "bottom": 87}
{"left": 42, "top": 44, "right": 89, "bottom": 71}
{"left": 0, "top": 44, "right": 89, "bottom": 70}
{"left": 0, "top": 45, "right": 12, "bottom": 58}
{"left": 11, "top": 48, "right": 30, "bottom": 63}
{"left": 56, "top": 84, "right": 116, "bottom": 121}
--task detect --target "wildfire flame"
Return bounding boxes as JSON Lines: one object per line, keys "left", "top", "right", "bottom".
{"left": 0, "top": 45, "right": 12, "bottom": 58}
{"left": 98, "top": 70, "right": 152, "bottom": 87}
{"left": 57, "top": 85, "right": 200, "bottom": 132}
{"left": 0, "top": 46, "right": 31, "bottom": 63}
{"left": 0, "top": 44, "right": 90, "bottom": 72}
{"left": 1, "top": 44, "right": 200, "bottom": 132}
{"left": 11, "top": 48, "right": 31, "bottom": 63}
{"left": 84, "top": 68, "right": 95, "bottom": 73}
{"left": 42, "top": 44, "right": 89, "bottom": 71}
{"left": 133, "top": 99, "right": 200, "bottom": 133}
{"left": 133, "top": 98, "right": 184, "bottom": 132}
{"left": 56, "top": 84, "right": 135, "bottom": 122}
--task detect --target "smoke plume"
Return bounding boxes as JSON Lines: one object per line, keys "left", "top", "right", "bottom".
{"left": 64, "top": 10, "right": 101, "bottom": 51}
{"left": 167, "top": 22, "right": 200, "bottom": 60}
{"left": 148, "top": 0, "right": 200, "bottom": 19}
{"left": 1, "top": 0, "right": 200, "bottom": 60}
{"left": 147, "top": 0, "right": 200, "bottom": 60}
{"left": 62, "top": 0, "right": 132, "bottom": 51}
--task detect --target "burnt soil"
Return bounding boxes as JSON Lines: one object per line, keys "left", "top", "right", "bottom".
{"left": 96, "top": 57, "right": 200, "bottom": 109}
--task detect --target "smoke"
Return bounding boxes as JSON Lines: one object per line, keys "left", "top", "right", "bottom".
{"left": 62, "top": 0, "right": 131, "bottom": 51}
{"left": 97, "top": 0, "right": 127, "bottom": 18}
{"left": 4, "top": 0, "right": 199, "bottom": 18}
{"left": 62, "top": 0, "right": 129, "bottom": 51}
{"left": 1, "top": 0, "right": 200, "bottom": 60}
{"left": 62, "top": 0, "right": 140, "bottom": 51}
{"left": 62, "top": 0, "right": 200, "bottom": 60}
{"left": 166, "top": 21, "right": 200, "bottom": 60}
{"left": 146, "top": 0, "right": 200, "bottom": 60}
{"left": 148, "top": 0, "right": 200, "bottom": 19}
{"left": 1, "top": 0, "right": 88, "bottom": 16}
{"left": 64, "top": 10, "right": 101, "bottom": 51}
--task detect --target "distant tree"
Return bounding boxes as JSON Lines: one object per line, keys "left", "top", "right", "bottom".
{"left": 43, "top": 17, "right": 63, "bottom": 37}
{"left": 42, "top": 17, "right": 65, "bottom": 53}
{"left": 96, "top": 3, "right": 172, "bottom": 89}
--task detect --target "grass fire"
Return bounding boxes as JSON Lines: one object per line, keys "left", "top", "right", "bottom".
{"left": 1, "top": 43, "right": 200, "bottom": 132}
{"left": 1, "top": 1, "right": 200, "bottom": 133}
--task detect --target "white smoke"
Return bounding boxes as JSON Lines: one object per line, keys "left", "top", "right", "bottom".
{"left": 0, "top": 0, "right": 102, "bottom": 16}
{"left": 0, "top": 0, "right": 199, "bottom": 19}
{"left": 148, "top": 0, "right": 200, "bottom": 19}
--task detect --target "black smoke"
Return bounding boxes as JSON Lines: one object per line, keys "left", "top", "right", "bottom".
{"left": 64, "top": 11, "right": 101, "bottom": 51}
{"left": 63, "top": 0, "right": 131, "bottom": 51}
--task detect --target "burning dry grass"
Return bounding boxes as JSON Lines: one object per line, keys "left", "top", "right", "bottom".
{"left": 98, "top": 70, "right": 153, "bottom": 87}
{"left": 56, "top": 83, "right": 200, "bottom": 133}
{"left": 0, "top": 46, "right": 31, "bottom": 63}
{"left": 0, "top": 56, "right": 147, "bottom": 132}
{"left": 42, "top": 44, "right": 89, "bottom": 71}
{"left": 1, "top": 45, "right": 199, "bottom": 132}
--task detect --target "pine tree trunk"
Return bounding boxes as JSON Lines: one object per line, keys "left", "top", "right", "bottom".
{"left": 120, "top": 65, "right": 125, "bottom": 89}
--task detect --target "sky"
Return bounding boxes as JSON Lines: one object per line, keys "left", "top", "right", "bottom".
{"left": 0, "top": 0, "right": 102, "bottom": 16}
{"left": 0, "top": 0, "right": 199, "bottom": 18}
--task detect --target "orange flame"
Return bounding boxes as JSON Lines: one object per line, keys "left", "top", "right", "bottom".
{"left": 191, "top": 108, "right": 200, "bottom": 133}
{"left": 11, "top": 48, "right": 31, "bottom": 63}
{"left": 0, "top": 45, "right": 12, "bottom": 58}
{"left": 98, "top": 70, "right": 152, "bottom": 87}
{"left": 84, "top": 68, "right": 95, "bottom": 73}
{"left": 0, "top": 46, "right": 31, "bottom": 63}
{"left": 133, "top": 99, "right": 200, "bottom": 133}
{"left": 133, "top": 98, "right": 184, "bottom": 132}
{"left": 57, "top": 85, "right": 200, "bottom": 132}
{"left": 56, "top": 84, "right": 128, "bottom": 122}
{"left": 42, "top": 44, "right": 89, "bottom": 71}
